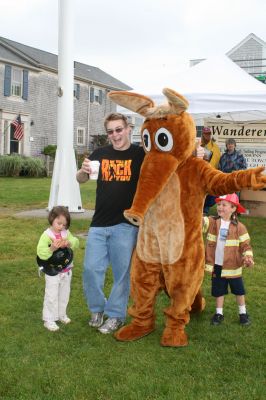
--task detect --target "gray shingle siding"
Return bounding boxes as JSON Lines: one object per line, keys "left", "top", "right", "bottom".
{"left": 73, "top": 84, "right": 116, "bottom": 153}
{"left": 0, "top": 36, "right": 130, "bottom": 157}
{"left": 0, "top": 66, "right": 58, "bottom": 156}
{"left": 226, "top": 34, "right": 266, "bottom": 76}
{"left": 229, "top": 38, "right": 264, "bottom": 75}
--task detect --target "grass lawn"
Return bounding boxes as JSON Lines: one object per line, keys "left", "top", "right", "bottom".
{"left": 0, "top": 177, "right": 266, "bottom": 400}
{"left": 0, "top": 177, "right": 96, "bottom": 211}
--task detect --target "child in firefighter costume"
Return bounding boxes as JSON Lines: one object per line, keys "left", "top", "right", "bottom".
{"left": 108, "top": 88, "right": 266, "bottom": 347}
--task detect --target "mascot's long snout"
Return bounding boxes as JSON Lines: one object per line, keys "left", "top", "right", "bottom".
{"left": 124, "top": 152, "right": 179, "bottom": 226}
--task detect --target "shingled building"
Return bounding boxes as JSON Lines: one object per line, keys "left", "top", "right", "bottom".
{"left": 0, "top": 36, "right": 131, "bottom": 157}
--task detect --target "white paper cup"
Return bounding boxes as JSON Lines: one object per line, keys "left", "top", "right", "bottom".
{"left": 89, "top": 160, "right": 100, "bottom": 180}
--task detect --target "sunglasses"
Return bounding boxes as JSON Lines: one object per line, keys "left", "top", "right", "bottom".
{"left": 106, "top": 127, "right": 124, "bottom": 135}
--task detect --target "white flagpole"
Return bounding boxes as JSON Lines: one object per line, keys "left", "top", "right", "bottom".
{"left": 48, "top": 0, "right": 83, "bottom": 212}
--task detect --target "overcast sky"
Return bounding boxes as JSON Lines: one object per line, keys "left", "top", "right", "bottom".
{"left": 1, "top": 0, "right": 266, "bottom": 94}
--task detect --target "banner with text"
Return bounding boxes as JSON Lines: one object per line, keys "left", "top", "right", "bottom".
{"left": 205, "top": 121, "right": 266, "bottom": 169}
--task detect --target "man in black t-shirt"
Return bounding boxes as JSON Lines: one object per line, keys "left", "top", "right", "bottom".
{"left": 77, "top": 113, "right": 144, "bottom": 334}
{"left": 77, "top": 113, "right": 204, "bottom": 335}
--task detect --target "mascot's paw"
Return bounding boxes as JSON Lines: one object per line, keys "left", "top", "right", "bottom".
{"left": 160, "top": 327, "right": 188, "bottom": 347}
{"left": 250, "top": 167, "right": 266, "bottom": 190}
{"left": 190, "top": 297, "right": 206, "bottom": 314}
{"left": 114, "top": 323, "right": 155, "bottom": 342}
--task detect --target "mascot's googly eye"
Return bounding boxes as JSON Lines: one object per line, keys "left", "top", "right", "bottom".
{"left": 142, "top": 129, "right": 151, "bottom": 152}
{"left": 155, "top": 128, "right": 173, "bottom": 152}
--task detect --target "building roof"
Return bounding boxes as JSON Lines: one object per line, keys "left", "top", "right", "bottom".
{"left": 190, "top": 33, "right": 266, "bottom": 68}
{"left": 0, "top": 36, "right": 131, "bottom": 90}
{"left": 226, "top": 33, "right": 266, "bottom": 56}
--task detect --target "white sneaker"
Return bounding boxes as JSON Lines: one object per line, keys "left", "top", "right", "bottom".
{"left": 44, "top": 321, "right": 59, "bottom": 331}
{"left": 59, "top": 316, "right": 71, "bottom": 324}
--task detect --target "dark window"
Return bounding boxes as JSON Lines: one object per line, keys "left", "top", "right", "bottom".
{"left": 90, "top": 87, "right": 94, "bottom": 102}
{"left": 74, "top": 83, "right": 80, "bottom": 99}
{"left": 10, "top": 124, "right": 19, "bottom": 154}
{"left": 196, "top": 126, "right": 203, "bottom": 138}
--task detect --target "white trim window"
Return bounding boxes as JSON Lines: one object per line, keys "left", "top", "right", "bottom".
{"left": 77, "top": 127, "right": 85, "bottom": 146}
{"left": 11, "top": 68, "right": 23, "bottom": 97}
{"left": 89, "top": 86, "right": 103, "bottom": 104}
{"left": 4, "top": 65, "right": 29, "bottom": 100}
{"left": 94, "top": 88, "right": 100, "bottom": 103}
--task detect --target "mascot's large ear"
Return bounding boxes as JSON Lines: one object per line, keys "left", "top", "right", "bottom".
{"left": 108, "top": 91, "right": 155, "bottom": 117}
{"left": 162, "top": 88, "right": 189, "bottom": 113}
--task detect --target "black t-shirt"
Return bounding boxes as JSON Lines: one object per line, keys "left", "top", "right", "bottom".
{"left": 89, "top": 144, "right": 145, "bottom": 227}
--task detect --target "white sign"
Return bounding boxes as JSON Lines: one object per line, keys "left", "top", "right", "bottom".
{"left": 209, "top": 123, "right": 266, "bottom": 145}
{"left": 205, "top": 121, "right": 266, "bottom": 170}
{"left": 241, "top": 148, "right": 266, "bottom": 169}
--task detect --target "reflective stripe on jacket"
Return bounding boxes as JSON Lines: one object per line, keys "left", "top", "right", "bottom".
{"left": 203, "top": 216, "right": 253, "bottom": 278}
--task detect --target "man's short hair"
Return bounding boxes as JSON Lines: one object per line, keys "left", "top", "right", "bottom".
{"left": 226, "top": 138, "right": 236, "bottom": 146}
{"left": 104, "top": 113, "right": 128, "bottom": 130}
{"left": 202, "top": 127, "right": 211, "bottom": 134}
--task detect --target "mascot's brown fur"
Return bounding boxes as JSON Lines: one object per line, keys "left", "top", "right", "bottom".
{"left": 108, "top": 88, "right": 266, "bottom": 347}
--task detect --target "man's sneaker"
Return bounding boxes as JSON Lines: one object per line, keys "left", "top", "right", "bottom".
{"left": 211, "top": 313, "right": 224, "bottom": 325}
{"left": 44, "top": 321, "right": 59, "bottom": 331}
{"left": 88, "top": 312, "right": 104, "bottom": 328}
{"left": 239, "top": 313, "right": 251, "bottom": 326}
{"left": 59, "top": 316, "right": 71, "bottom": 324}
{"left": 98, "top": 317, "right": 123, "bottom": 334}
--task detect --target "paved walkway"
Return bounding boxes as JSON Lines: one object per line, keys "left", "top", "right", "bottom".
{"left": 14, "top": 209, "right": 94, "bottom": 219}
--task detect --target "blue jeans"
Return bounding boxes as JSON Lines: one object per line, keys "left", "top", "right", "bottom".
{"left": 83, "top": 223, "right": 138, "bottom": 320}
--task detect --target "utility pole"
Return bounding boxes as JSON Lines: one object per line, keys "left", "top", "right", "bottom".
{"left": 48, "top": 0, "right": 83, "bottom": 212}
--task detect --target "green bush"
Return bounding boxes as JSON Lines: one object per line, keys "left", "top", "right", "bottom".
{"left": 20, "top": 157, "right": 46, "bottom": 177}
{"left": 42, "top": 144, "right": 57, "bottom": 158}
{"left": 0, "top": 155, "right": 46, "bottom": 177}
{"left": 0, "top": 155, "right": 24, "bottom": 176}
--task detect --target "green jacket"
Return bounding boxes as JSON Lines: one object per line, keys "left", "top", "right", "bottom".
{"left": 37, "top": 228, "right": 79, "bottom": 260}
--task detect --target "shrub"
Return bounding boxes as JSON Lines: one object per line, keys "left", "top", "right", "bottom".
{"left": 20, "top": 157, "right": 46, "bottom": 177}
{"left": 0, "top": 155, "right": 24, "bottom": 176}
{"left": 42, "top": 145, "right": 57, "bottom": 159}
{"left": 0, "top": 155, "right": 46, "bottom": 177}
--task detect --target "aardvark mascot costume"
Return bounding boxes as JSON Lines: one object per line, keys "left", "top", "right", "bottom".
{"left": 109, "top": 88, "right": 266, "bottom": 347}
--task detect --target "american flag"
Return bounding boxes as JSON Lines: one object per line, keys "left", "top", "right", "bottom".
{"left": 12, "top": 115, "right": 24, "bottom": 141}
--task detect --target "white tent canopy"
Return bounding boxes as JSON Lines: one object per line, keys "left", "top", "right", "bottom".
{"left": 148, "top": 55, "right": 266, "bottom": 123}
{"left": 118, "top": 55, "right": 266, "bottom": 124}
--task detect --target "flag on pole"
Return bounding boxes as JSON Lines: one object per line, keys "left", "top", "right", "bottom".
{"left": 12, "top": 115, "right": 24, "bottom": 141}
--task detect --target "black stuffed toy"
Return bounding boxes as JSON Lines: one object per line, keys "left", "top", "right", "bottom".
{"left": 37, "top": 247, "right": 73, "bottom": 276}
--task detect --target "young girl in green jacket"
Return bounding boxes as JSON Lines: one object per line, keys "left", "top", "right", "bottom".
{"left": 37, "top": 206, "right": 79, "bottom": 331}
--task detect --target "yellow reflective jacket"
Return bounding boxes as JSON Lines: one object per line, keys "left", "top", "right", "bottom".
{"left": 205, "top": 141, "right": 221, "bottom": 169}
